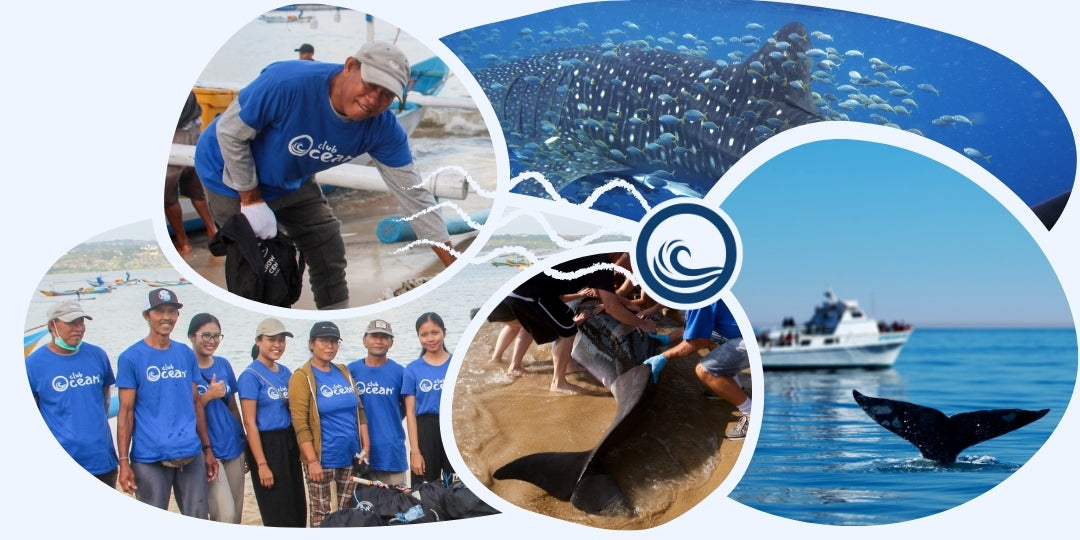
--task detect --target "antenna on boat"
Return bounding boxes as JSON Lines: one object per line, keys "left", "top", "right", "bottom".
{"left": 824, "top": 286, "right": 837, "bottom": 303}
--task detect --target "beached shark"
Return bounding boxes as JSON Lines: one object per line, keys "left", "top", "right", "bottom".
{"left": 570, "top": 299, "right": 661, "bottom": 388}
{"left": 852, "top": 389, "right": 1050, "bottom": 464}
{"left": 493, "top": 364, "right": 655, "bottom": 516}
{"left": 475, "top": 21, "right": 825, "bottom": 211}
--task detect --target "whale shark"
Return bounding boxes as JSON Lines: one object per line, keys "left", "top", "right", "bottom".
{"left": 493, "top": 364, "right": 656, "bottom": 515}
{"left": 474, "top": 21, "right": 825, "bottom": 211}
{"left": 852, "top": 389, "right": 1050, "bottom": 464}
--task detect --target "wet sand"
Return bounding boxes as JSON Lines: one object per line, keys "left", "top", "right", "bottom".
{"left": 452, "top": 321, "right": 749, "bottom": 530}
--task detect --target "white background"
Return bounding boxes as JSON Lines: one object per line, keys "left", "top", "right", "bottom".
{"left": 3, "top": 0, "right": 1076, "bottom": 536}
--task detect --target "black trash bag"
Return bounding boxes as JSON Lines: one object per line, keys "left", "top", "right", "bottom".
{"left": 350, "top": 483, "right": 421, "bottom": 523}
{"left": 414, "top": 480, "right": 499, "bottom": 520}
{"left": 208, "top": 213, "right": 304, "bottom": 308}
{"left": 320, "top": 506, "right": 385, "bottom": 528}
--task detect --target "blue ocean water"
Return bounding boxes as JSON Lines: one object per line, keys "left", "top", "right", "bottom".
{"left": 441, "top": 0, "right": 1074, "bottom": 220}
{"left": 730, "top": 327, "right": 1077, "bottom": 525}
{"left": 24, "top": 259, "right": 521, "bottom": 378}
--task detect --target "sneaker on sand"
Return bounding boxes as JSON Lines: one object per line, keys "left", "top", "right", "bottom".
{"left": 725, "top": 415, "right": 750, "bottom": 439}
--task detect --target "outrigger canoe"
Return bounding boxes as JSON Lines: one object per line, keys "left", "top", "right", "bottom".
{"left": 143, "top": 278, "right": 192, "bottom": 287}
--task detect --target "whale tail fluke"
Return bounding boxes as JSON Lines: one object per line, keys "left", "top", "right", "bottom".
{"left": 852, "top": 389, "right": 1049, "bottom": 464}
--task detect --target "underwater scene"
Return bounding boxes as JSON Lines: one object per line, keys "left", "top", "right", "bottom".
{"left": 441, "top": 0, "right": 1074, "bottom": 227}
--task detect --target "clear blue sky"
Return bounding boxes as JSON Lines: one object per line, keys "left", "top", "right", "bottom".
{"left": 723, "top": 140, "right": 1072, "bottom": 328}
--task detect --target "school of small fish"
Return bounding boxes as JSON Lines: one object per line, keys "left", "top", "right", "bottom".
{"left": 445, "top": 14, "right": 992, "bottom": 190}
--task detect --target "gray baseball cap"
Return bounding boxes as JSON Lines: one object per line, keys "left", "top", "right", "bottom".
{"left": 353, "top": 41, "right": 409, "bottom": 101}
{"left": 47, "top": 300, "right": 92, "bottom": 323}
{"left": 364, "top": 319, "right": 394, "bottom": 337}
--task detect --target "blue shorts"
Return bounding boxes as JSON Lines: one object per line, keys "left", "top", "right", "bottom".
{"left": 698, "top": 338, "right": 748, "bottom": 377}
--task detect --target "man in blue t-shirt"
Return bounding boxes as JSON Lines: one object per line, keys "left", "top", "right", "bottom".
{"left": 25, "top": 300, "right": 118, "bottom": 487}
{"left": 347, "top": 319, "right": 408, "bottom": 487}
{"left": 115, "top": 288, "right": 218, "bottom": 518}
{"left": 643, "top": 298, "right": 754, "bottom": 439}
{"left": 194, "top": 40, "right": 455, "bottom": 310}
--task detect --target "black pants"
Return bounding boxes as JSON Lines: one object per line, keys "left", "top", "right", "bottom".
{"left": 412, "top": 414, "right": 454, "bottom": 486}
{"left": 247, "top": 428, "right": 306, "bottom": 527}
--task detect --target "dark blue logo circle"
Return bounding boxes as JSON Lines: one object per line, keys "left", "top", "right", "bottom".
{"left": 632, "top": 199, "right": 740, "bottom": 309}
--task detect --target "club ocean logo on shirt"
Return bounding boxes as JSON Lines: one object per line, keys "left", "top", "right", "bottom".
{"left": 356, "top": 381, "right": 395, "bottom": 396}
{"left": 418, "top": 377, "right": 444, "bottom": 393}
{"left": 50, "top": 371, "right": 102, "bottom": 392}
{"left": 320, "top": 383, "right": 355, "bottom": 398}
{"left": 287, "top": 135, "right": 359, "bottom": 164}
{"left": 266, "top": 385, "right": 287, "bottom": 401}
{"left": 145, "top": 364, "right": 188, "bottom": 382}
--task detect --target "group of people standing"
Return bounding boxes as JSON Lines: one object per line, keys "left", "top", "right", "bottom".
{"left": 25, "top": 288, "right": 456, "bottom": 527}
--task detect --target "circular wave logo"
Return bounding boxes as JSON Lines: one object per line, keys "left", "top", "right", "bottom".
{"left": 51, "top": 375, "right": 70, "bottom": 392}
{"left": 288, "top": 135, "right": 314, "bottom": 157}
{"left": 632, "top": 199, "right": 741, "bottom": 309}
{"left": 145, "top": 365, "right": 162, "bottom": 382}
{"left": 266, "top": 386, "right": 281, "bottom": 400}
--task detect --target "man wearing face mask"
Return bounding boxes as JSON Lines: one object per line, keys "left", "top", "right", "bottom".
{"left": 25, "top": 300, "right": 119, "bottom": 487}
{"left": 195, "top": 41, "right": 455, "bottom": 310}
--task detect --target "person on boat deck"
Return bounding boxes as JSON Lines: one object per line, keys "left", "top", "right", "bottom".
{"left": 289, "top": 321, "right": 369, "bottom": 528}
{"left": 295, "top": 43, "right": 314, "bottom": 60}
{"left": 115, "top": 288, "right": 218, "bottom": 518}
{"left": 165, "top": 91, "right": 218, "bottom": 255}
{"left": 194, "top": 40, "right": 455, "bottom": 310}
{"left": 348, "top": 319, "right": 409, "bottom": 487}
{"left": 502, "top": 253, "right": 657, "bottom": 394}
{"left": 25, "top": 300, "right": 119, "bottom": 487}
{"left": 642, "top": 298, "right": 753, "bottom": 439}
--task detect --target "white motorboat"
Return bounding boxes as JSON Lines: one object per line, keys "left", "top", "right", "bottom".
{"left": 757, "top": 288, "right": 912, "bottom": 369}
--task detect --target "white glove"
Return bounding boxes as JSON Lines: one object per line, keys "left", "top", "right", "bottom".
{"left": 241, "top": 201, "right": 278, "bottom": 239}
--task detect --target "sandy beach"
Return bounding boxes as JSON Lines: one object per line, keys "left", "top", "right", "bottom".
{"left": 451, "top": 320, "right": 749, "bottom": 530}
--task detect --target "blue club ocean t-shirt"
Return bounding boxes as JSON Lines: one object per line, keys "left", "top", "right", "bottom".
{"left": 684, "top": 301, "right": 741, "bottom": 341}
{"left": 311, "top": 366, "right": 361, "bottom": 469}
{"left": 25, "top": 343, "right": 118, "bottom": 475}
{"left": 196, "top": 356, "right": 245, "bottom": 461}
{"left": 348, "top": 358, "right": 407, "bottom": 472}
{"left": 195, "top": 60, "right": 413, "bottom": 201}
{"left": 116, "top": 340, "right": 202, "bottom": 463}
{"left": 237, "top": 361, "right": 293, "bottom": 432}
{"left": 402, "top": 356, "right": 450, "bottom": 416}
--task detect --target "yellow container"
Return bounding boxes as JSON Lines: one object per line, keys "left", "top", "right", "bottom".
{"left": 192, "top": 87, "right": 238, "bottom": 127}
